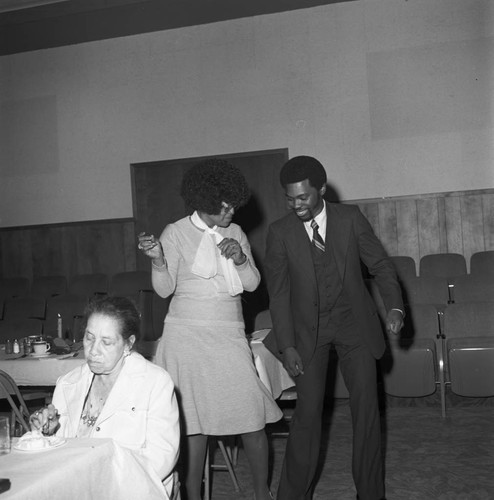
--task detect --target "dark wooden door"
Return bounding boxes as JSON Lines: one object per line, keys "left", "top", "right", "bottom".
{"left": 131, "top": 148, "right": 289, "bottom": 330}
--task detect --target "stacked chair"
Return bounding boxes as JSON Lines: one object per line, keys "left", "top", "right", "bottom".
{"left": 0, "top": 271, "right": 171, "bottom": 357}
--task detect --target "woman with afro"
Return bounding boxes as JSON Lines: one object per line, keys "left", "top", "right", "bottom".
{"left": 138, "top": 158, "right": 281, "bottom": 500}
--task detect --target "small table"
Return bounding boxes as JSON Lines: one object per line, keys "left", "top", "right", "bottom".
{"left": 0, "top": 438, "right": 168, "bottom": 499}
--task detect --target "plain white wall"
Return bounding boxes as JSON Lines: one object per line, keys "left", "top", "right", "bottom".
{"left": 0, "top": 0, "right": 493, "bottom": 227}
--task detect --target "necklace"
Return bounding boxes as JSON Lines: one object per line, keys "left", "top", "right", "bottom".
{"left": 80, "top": 376, "right": 112, "bottom": 427}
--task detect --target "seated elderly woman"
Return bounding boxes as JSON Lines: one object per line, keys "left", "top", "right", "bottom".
{"left": 29, "top": 296, "right": 180, "bottom": 499}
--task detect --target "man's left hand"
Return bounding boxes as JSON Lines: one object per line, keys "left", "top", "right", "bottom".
{"left": 386, "top": 309, "right": 404, "bottom": 335}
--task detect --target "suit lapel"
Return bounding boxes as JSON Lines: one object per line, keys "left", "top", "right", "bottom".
{"left": 288, "top": 214, "right": 317, "bottom": 283}
{"left": 325, "top": 204, "right": 351, "bottom": 281}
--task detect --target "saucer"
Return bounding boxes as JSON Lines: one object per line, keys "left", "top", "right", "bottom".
{"left": 30, "top": 352, "right": 51, "bottom": 358}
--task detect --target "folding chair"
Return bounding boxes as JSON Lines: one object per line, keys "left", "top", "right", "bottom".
{"left": 2, "top": 296, "right": 46, "bottom": 321}
{"left": 470, "top": 251, "right": 494, "bottom": 277}
{"left": 390, "top": 255, "right": 417, "bottom": 284}
{"left": 109, "top": 271, "right": 152, "bottom": 298}
{"left": 380, "top": 304, "right": 444, "bottom": 414}
{"left": 449, "top": 275, "right": 494, "bottom": 303}
{"left": 419, "top": 253, "right": 467, "bottom": 280}
{"left": 0, "top": 370, "right": 51, "bottom": 436}
{"left": 203, "top": 436, "right": 241, "bottom": 500}
{"left": 31, "top": 275, "right": 68, "bottom": 299}
{"left": 0, "top": 277, "right": 30, "bottom": 300}
{"left": 401, "top": 276, "right": 450, "bottom": 310}
{"left": 443, "top": 302, "right": 494, "bottom": 400}
{"left": 44, "top": 294, "right": 88, "bottom": 340}
{"left": 68, "top": 273, "right": 108, "bottom": 299}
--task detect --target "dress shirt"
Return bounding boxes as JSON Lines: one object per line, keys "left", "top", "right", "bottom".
{"left": 303, "top": 201, "right": 327, "bottom": 242}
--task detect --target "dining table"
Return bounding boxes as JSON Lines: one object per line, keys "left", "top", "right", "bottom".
{"left": 249, "top": 329, "right": 295, "bottom": 400}
{"left": 0, "top": 345, "right": 85, "bottom": 387}
{"left": 0, "top": 437, "right": 168, "bottom": 499}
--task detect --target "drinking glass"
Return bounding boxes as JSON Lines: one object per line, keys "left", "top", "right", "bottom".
{"left": 0, "top": 416, "right": 10, "bottom": 455}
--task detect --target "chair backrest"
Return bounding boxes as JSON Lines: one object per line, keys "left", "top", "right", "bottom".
{"left": 2, "top": 296, "right": 46, "bottom": 321}
{"left": 400, "top": 303, "right": 441, "bottom": 340}
{"left": 31, "top": 275, "right": 68, "bottom": 299}
{"left": 0, "top": 318, "right": 44, "bottom": 343}
{"left": 419, "top": 253, "right": 467, "bottom": 280}
{"left": 152, "top": 292, "right": 170, "bottom": 340}
{"left": 449, "top": 275, "right": 494, "bottom": 303}
{"left": 470, "top": 251, "right": 494, "bottom": 277}
{"left": 0, "top": 370, "right": 31, "bottom": 432}
{"left": 68, "top": 273, "right": 109, "bottom": 298}
{"left": 109, "top": 271, "right": 152, "bottom": 297}
{"left": 390, "top": 256, "right": 417, "bottom": 284}
{"left": 443, "top": 301, "right": 494, "bottom": 339}
{"left": 44, "top": 294, "right": 88, "bottom": 339}
{"left": 401, "top": 276, "right": 450, "bottom": 307}
{"left": 0, "top": 277, "right": 30, "bottom": 300}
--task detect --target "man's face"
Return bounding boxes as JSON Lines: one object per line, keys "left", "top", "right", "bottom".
{"left": 284, "top": 179, "right": 326, "bottom": 222}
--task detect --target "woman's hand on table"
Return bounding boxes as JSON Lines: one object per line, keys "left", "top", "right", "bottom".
{"left": 29, "top": 404, "right": 60, "bottom": 436}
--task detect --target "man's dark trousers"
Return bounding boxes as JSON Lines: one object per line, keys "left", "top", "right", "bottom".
{"left": 276, "top": 301, "right": 384, "bottom": 500}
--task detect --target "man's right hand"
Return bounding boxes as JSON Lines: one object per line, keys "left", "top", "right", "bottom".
{"left": 282, "top": 346, "right": 304, "bottom": 377}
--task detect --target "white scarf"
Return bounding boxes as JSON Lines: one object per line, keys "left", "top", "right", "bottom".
{"left": 190, "top": 211, "right": 244, "bottom": 297}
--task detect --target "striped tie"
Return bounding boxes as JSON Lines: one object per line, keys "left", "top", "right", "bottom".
{"left": 311, "top": 220, "right": 325, "bottom": 252}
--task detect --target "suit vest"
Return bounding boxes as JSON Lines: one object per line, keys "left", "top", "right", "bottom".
{"left": 310, "top": 241, "right": 343, "bottom": 314}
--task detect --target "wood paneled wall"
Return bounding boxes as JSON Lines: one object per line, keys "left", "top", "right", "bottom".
{"left": 0, "top": 188, "right": 492, "bottom": 283}
{"left": 0, "top": 218, "right": 136, "bottom": 282}
{"left": 353, "top": 188, "right": 494, "bottom": 273}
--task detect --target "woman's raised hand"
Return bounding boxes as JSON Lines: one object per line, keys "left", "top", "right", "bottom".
{"left": 29, "top": 404, "right": 60, "bottom": 436}
{"left": 138, "top": 232, "right": 165, "bottom": 264}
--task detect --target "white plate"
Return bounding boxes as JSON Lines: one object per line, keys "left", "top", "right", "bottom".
{"left": 14, "top": 436, "right": 66, "bottom": 452}
{"left": 30, "top": 352, "right": 51, "bottom": 358}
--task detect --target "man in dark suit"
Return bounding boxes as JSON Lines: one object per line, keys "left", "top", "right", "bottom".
{"left": 263, "top": 156, "right": 404, "bottom": 500}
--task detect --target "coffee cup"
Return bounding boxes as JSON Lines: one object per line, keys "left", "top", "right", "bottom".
{"left": 32, "top": 341, "right": 51, "bottom": 355}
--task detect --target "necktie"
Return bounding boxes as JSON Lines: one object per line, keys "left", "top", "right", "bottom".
{"left": 311, "top": 220, "right": 325, "bottom": 252}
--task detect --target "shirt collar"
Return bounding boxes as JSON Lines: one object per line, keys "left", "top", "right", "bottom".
{"left": 303, "top": 200, "right": 327, "bottom": 238}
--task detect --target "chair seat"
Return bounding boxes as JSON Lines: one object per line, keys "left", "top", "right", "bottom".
{"left": 447, "top": 336, "right": 494, "bottom": 397}
{"left": 381, "top": 338, "right": 437, "bottom": 398}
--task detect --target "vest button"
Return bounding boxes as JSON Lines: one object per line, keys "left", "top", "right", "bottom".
{"left": 96, "top": 427, "right": 100, "bottom": 432}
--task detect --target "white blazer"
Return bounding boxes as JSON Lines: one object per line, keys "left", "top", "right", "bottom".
{"left": 52, "top": 352, "right": 180, "bottom": 497}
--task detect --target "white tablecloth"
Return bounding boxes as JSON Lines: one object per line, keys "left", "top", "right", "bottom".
{"left": 1, "top": 438, "right": 168, "bottom": 499}
{"left": 0, "top": 351, "right": 85, "bottom": 386}
{"left": 250, "top": 329, "right": 295, "bottom": 400}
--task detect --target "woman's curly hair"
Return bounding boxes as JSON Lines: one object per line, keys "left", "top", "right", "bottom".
{"left": 181, "top": 158, "right": 250, "bottom": 214}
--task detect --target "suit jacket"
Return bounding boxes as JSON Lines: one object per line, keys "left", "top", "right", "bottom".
{"left": 52, "top": 352, "right": 180, "bottom": 494}
{"left": 263, "top": 202, "right": 403, "bottom": 365}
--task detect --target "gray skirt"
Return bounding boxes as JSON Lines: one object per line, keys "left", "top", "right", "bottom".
{"left": 155, "top": 322, "right": 282, "bottom": 436}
